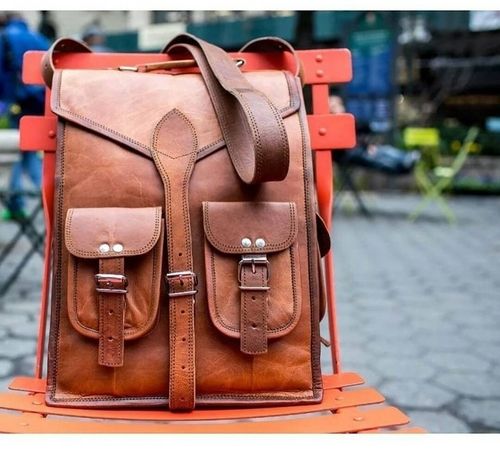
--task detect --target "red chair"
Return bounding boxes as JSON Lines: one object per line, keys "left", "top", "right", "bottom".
{"left": 0, "top": 45, "right": 423, "bottom": 433}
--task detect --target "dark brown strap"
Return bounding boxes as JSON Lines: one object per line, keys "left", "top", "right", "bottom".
{"left": 239, "top": 260, "right": 269, "bottom": 355}
{"left": 41, "top": 38, "right": 92, "bottom": 87}
{"left": 42, "top": 34, "right": 291, "bottom": 185}
{"left": 239, "top": 36, "right": 301, "bottom": 77}
{"left": 151, "top": 109, "right": 198, "bottom": 411}
{"left": 97, "top": 258, "right": 126, "bottom": 368}
{"left": 164, "top": 33, "right": 289, "bottom": 185}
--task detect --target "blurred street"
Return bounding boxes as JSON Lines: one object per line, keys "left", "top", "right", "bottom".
{"left": 322, "top": 193, "right": 500, "bottom": 432}
{"left": 0, "top": 191, "right": 499, "bottom": 432}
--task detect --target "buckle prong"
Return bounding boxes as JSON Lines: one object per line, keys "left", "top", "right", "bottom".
{"left": 238, "top": 255, "right": 270, "bottom": 284}
{"left": 166, "top": 271, "right": 198, "bottom": 298}
{"left": 95, "top": 274, "right": 128, "bottom": 294}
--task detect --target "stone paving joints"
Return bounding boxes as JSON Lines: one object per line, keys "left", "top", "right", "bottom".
{"left": 0, "top": 192, "right": 499, "bottom": 432}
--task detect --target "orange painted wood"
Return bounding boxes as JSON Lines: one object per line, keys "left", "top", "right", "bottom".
{"left": 20, "top": 114, "right": 355, "bottom": 153}
{"left": 311, "top": 83, "right": 347, "bottom": 374}
{"left": 361, "top": 427, "right": 427, "bottom": 434}
{"left": 35, "top": 154, "right": 55, "bottom": 378}
{"left": 23, "top": 49, "right": 351, "bottom": 87}
{"left": 0, "top": 387, "right": 384, "bottom": 422}
{"left": 300, "top": 49, "right": 352, "bottom": 85}
{"left": 8, "top": 377, "right": 47, "bottom": 394}
{"left": 323, "top": 372, "right": 364, "bottom": 389}
{"left": 0, "top": 406, "right": 408, "bottom": 434}
{"left": 19, "top": 116, "right": 57, "bottom": 151}
{"left": 308, "top": 114, "right": 356, "bottom": 151}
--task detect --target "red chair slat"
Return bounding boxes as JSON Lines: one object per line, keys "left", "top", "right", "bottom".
{"left": 308, "top": 113, "right": 356, "bottom": 150}
{"left": 19, "top": 116, "right": 57, "bottom": 151}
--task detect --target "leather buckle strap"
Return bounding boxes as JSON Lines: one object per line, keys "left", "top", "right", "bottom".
{"left": 95, "top": 273, "right": 128, "bottom": 294}
{"left": 238, "top": 255, "right": 270, "bottom": 291}
{"left": 166, "top": 271, "right": 198, "bottom": 298}
{"left": 96, "top": 259, "right": 126, "bottom": 367}
{"left": 238, "top": 254, "right": 270, "bottom": 354}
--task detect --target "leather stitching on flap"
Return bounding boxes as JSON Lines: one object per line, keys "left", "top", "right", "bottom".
{"left": 203, "top": 202, "right": 297, "bottom": 253}
{"left": 65, "top": 207, "right": 162, "bottom": 258}
{"left": 209, "top": 245, "right": 300, "bottom": 336}
{"left": 67, "top": 224, "right": 163, "bottom": 340}
{"left": 53, "top": 70, "right": 300, "bottom": 163}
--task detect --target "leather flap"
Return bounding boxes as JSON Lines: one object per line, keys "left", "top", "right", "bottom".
{"left": 65, "top": 207, "right": 162, "bottom": 259}
{"left": 203, "top": 201, "right": 297, "bottom": 254}
{"left": 51, "top": 69, "right": 299, "bottom": 161}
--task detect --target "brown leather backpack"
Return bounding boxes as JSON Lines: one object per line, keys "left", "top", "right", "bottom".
{"left": 43, "top": 34, "right": 326, "bottom": 410}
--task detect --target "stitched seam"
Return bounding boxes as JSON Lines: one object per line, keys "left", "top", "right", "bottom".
{"left": 235, "top": 89, "right": 289, "bottom": 182}
{"left": 297, "top": 78, "right": 323, "bottom": 394}
{"left": 49, "top": 391, "right": 315, "bottom": 403}
{"left": 71, "top": 239, "right": 161, "bottom": 338}
{"left": 65, "top": 208, "right": 161, "bottom": 258}
{"left": 57, "top": 73, "right": 149, "bottom": 153}
{"left": 57, "top": 70, "right": 297, "bottom": 172}
{"left": 49, "top": 118, "right": 66, "bottom": 400}
{"left": 233, "top": 91, "right": 263, "bottom": 180}
{"left": 98, "top": 258, "right": 125, "bottom": 367}
{"left": 151, "top": 108, "right": 198, "bottom": 408}
{"left": 283, "top": 71, "right": 300, "bottom": 114}
{"left": 203, "top": 203, "right": 297, "bottom": 252}
{"left": 241, "top": 267, "right": 248, "bottom": 352}
{"left": 209, "top": 245, "right": 300, "bottom": 335}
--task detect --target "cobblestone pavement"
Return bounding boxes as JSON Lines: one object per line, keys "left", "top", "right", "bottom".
{"left": 321, "top": 193, "right": 500, "bottom": 432}
{"left": 0, "top": 192, "right": 499, "bottom": 432}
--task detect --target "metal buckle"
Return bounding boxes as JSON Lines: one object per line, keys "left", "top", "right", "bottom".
{"left": 166, "top": 271, "right": 198, "bottom": 298}
{"left": 95, "top": 274, "right": 128, "bottom": 294}
{"left": 238, "top": 255, "right": 270, "bottom": 291}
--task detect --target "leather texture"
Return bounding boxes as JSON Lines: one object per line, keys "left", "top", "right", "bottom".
{"left": 45, "top": 34, "right": 325, "bottom": 410}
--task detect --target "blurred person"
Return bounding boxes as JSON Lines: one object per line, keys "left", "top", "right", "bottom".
{"left": 82, "top": 22, "right": 111, "bottom": 52}
{"left": 0, "top": 12, "right": 49, "bottom": 220}
{"left": 330, "top": 94, "right": 420, "bottom": 174}
{"left": 38, "top": 11, "right": 57, "bottom": 42}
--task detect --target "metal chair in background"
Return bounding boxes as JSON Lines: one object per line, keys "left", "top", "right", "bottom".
{"left": 406, "top": 127, "right": 479, "bottom": 223}
{"left": 0, "top": 129, "right": 45, "bottom": 297}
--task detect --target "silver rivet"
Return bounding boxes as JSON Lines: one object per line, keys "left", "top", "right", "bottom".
{"left": 255, "top": 238, "right": 266, "bottom": 248}
{"left": 241, "top": 237, "right": 252, "bottom": 248}
{"left": 99, "top": 243, "right": 110, "bottom": 253}
{"left": 112, "top": 243, "right": 124, "bottom": 253}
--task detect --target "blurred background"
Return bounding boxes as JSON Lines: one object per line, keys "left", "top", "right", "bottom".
{"left": 0, "top": 10, "right": 499, "bottom": 432}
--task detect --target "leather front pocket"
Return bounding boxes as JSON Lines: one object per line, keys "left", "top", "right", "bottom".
{"left": 202, "top": 201, "right": 301, "bottom": 355}
{"left": 65, "top": 207, "right": 164, "bottom": 345}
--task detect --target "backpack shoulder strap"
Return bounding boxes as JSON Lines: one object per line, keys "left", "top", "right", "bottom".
{"left": 164, "top": 33, "right": 290, "bottom": 185}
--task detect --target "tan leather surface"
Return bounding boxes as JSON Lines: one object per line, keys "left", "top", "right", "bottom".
{"left": 97, "top": 257, "right": 126, "bottom": 367}
{"left": 203, "top": 202, "right": 301, "bottom": 343}
{"left": 51, "top": 69, "right": 297, "bottom": 163}
{"left": 46, "top": 38, "right": 323, "bottom": 408}
{"left": 65, "top": 208, "right": 164, "bottom": 341}
{"left": 151, "top": 109, "right": 198, "bottom": 410}
{"left": 202, "top": 201, "right": 297, "bottom": 254}
{"left": 239, "top": 261, "right": 270, "bottom": 355}
{"left": 65, "top": 207, "right": 162, "bottom": 258}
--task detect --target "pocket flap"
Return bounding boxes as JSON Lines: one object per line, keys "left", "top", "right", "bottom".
{"left": 203, "top": 202, "right": 297, "bottom": 254}
{"left": 65, "top": 207, "right": 162, "bottom": 258}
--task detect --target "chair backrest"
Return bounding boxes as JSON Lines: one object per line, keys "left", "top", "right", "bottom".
{"left": 19, "top": 44, "right": 357, "bottom": 378}
{"left": 403, "top": 127, "right": 440, "bottom": 148}
{"left": 449, "top": 127, "right": 479, "bottom": 175}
